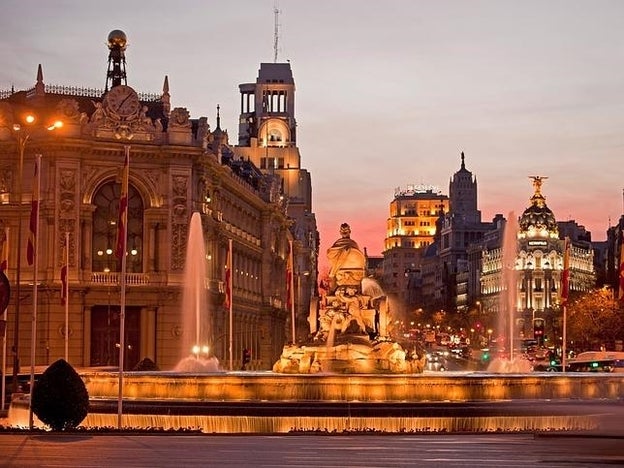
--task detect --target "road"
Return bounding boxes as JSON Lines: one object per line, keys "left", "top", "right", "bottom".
{"left": 0, "top": 432, "right": 623, "bottom": 467}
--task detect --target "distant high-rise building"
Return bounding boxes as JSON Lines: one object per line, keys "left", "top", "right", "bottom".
{"left": 382, "top": 185, "right": 449, "bottom": 312}
{"left": 439, "top": 153, "right": 499, "bottom": 314}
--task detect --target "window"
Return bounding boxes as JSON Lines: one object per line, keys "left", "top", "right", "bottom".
{"left": 92, "top": 180, "right": 144, "bottom": 273}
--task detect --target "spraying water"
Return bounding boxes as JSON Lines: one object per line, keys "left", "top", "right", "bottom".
{"left": 488, "top": 212, "right": 532, "bottom": 373}
{"left": 175, "top": 212, "right": 219, "bottom": 372}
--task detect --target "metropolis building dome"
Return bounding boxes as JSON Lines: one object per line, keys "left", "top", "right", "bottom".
{"left": 518, "top": 176, "right": 559, "bottom": 239}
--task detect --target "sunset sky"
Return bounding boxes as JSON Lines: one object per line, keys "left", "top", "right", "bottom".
{"left": 2, "top": 1, "right": 623, "bottom": 268}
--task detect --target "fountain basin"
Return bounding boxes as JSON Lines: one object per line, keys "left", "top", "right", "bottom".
{"left": 8, "top": 372, "right": 622, "bottom": 433}
{"left": 81, "top": 371, "right": 624, "bottom": 402}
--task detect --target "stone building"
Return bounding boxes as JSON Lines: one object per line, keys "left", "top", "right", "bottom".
{"left": 232, "top": 62, "right": 319, "bottom": 343}
{"left": 382, "top": 184, "right": 449, "bottom": 313}
{"left": 0, "top": 30, "right": 315, "bottom": 376}
{"left": 480, "top": 177, "right": 595, "bottom": 342}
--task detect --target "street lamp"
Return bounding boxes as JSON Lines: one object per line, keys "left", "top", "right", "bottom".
{"left": 8, "top": 114, "right": 62, "bottom": 392}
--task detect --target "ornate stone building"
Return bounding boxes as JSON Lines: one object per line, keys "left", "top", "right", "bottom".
{"left": 232, "top": 63, "right": 319, "bottom": 343}
{"left": 0, "top": 30, "right": 314, "bottom": 375}
{"left": 480, "top": 177, "right": 595, "bottom": 342}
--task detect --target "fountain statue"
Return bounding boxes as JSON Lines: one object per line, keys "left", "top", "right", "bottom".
{"left": 174, "top": 212, "right": 220, "bottom": 372}
{"left": 273, "top": 223, "right": 425, "bottom": 374}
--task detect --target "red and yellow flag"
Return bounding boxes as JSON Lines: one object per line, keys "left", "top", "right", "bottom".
{"left": 60, "top": 234, "right": 69, "bottom": 306}
{"left": 560, "top": 237, "right": 570, "bottom": 305}
{"left": 286, "top": 240, "right": 294, "bottom": 311}
{"left": 115, "top": 149, "right": 129, "bottom": 260}
{"left": 26, "top": 156, "right": 41, "bottom": 266}
{"left": 224, "top": 239, "right": 232, "bottom": 309}
{"left": 618, "top": 232, "right": 624, "bottom": 302}
{"left": 0, "top": 228, "right": 8, "bottom": 272}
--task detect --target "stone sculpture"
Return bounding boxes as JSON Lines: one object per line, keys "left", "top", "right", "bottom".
{"left": 273, "top": 223, "right": 425, "bottom": 374}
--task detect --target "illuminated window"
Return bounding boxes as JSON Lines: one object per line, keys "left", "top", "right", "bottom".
{"left": 92, "top": 180, "right": 144, "bottom": 273}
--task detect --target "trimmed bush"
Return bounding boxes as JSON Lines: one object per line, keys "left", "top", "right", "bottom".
{"left": 31, "top": 359, "right": 89, "bottom": 431}
{"left": 133, "top": 357, "right": 160, "bottom": 371}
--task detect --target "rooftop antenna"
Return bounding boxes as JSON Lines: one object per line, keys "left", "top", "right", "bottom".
{"left": 273, "top": 3, "right": 280, "bottom": 63}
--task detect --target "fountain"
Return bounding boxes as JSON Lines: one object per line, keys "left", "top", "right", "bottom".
{"left": 173, "top": 212, "right": 219, "bottom": 372}
{"left": 487, "top": 212, "right": 533, "bottom": 373}
{"left": 6, "top": 222, "right": 623, "bottom": 434}
{"left": 272, "top": 223, "right": 425, "bottom": 374}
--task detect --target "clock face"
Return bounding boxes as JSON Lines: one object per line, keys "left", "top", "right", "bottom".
{"left": 105, "top": 85, "right": 140, "bottom": 118}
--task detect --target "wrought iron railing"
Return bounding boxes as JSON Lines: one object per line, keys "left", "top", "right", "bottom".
{"left": 90, "top": 272, "right": 151, "bottom": 285}
{"left": 0, "top": 85, "right": 160, "bottom": 102}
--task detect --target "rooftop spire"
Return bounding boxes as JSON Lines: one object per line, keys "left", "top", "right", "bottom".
{"left": 34, "top": 63, "right": 45, "bottom": 96}
{"left": 105, "top": 29, "right": 128, "bottom": 91}
{"left": 273, "top": 3, "right": 280, "bottom": 63}
{"left": 161, "top": 75, "right": 170, "bottom": 116}
{"left": 461, "top": 151, "right": 465, "bottom": 170}
{"left": 216, "top": 104, "right": 221, "bottom": 130}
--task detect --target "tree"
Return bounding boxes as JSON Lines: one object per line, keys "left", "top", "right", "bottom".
{"left": 31, "top": 359, "right": 89, "bottom": 431}
{"left": 566, "top": 287, "right": 624, "bottom": 351}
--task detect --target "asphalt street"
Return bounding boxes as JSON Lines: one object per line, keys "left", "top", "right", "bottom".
{"left": 1, "top": 432, "right": 624, "bottom": 467}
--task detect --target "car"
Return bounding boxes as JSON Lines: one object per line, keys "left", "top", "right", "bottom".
{"left": 425, "top": 352, "right": 447, "bottom": 371}
{"left": 533, "top": 351, "right": 624, "bottom": 372}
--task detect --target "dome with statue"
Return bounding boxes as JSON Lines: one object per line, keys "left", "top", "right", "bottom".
{"left": 518, "top": 176, "right": 559, "bottom": 238}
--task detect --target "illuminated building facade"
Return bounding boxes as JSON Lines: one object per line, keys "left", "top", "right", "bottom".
{"left": 233, "top": 63, "right": 319, "bottom": 343}
{"left": 0, "top": 31, "right": 315, "bottom": 373}
{"left": 382, "top": 185, "right": 449, "bottom": 309}
{"left": 480, "top": 177, "right": 595, "bottom": 342}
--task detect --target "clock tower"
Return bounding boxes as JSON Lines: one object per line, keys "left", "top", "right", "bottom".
{"left": 234, "top": 62, "right": 319, "bottom": 328}
{"left": 238, "top": 63, "right": 297, "bottom": 147}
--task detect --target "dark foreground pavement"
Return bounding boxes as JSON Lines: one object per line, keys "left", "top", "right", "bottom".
{"left": 1, "top": 432, "right": 624, "bottom": 467}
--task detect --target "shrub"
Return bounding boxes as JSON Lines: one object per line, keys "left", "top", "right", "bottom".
{"left": 133, "top": 357, "right": 160, "bottom": 371}
{"left": 31, "top": 359, "right": 89, "bottom": 431}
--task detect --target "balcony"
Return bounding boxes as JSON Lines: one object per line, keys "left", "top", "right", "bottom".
{"left": 91, "top": 271, "right": 151, "bottom": 285}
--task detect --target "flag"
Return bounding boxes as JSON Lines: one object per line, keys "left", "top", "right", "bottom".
{"left": 0, "top": 228, "right": 9, "bottom": 313}
{"left": 26, "top": 157, "right": 41, "bottom": 266}
{"left": 0, "top": 228, "right": 7, "bottom": 272}
{"left": 224, "top": 239, "right": 232, "bottom": 309}
{"left": 60, "top": 234, "right": 69, "bottom": 306}
{"left": 560, "top": 237, "right": 570, "bottom": 305}
{"left": 115, "top": 149, "right": 129, "bottom": 260}
{"left": 286, "top": 240, "right": 294, "bottom": 311}
{"left": 619, "top": 231, "right": 624, "bottom": 302}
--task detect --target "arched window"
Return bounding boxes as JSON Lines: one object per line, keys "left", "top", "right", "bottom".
{"left": 92, "top": 180, "right": 144, "bottom": 273}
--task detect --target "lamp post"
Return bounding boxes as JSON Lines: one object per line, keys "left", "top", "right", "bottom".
{"left": 8, "top": 115, "right": 62, "bottom": 393}
{"left": 11, "top": 124, "right": 28, "bottom": 393}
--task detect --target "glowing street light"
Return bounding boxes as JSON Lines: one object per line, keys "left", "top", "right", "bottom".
{"left": 6, "top": 113, "right": 62, "bottom": 393}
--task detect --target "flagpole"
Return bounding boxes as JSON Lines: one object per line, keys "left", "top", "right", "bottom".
{"left": 1, "top": 227, "right": 9, "bottom": 412}
{"left": 228, "top": 238, "right": 233, "bottom": 371}
{"left": 64, "top": 232, "right": 69, "bottom": 362}
{"left": 289, "top": 240, "right": 295, "bottom": 344}
{"left": 562, "top": 304, "right": 567, "bottom": 372}
{"left": 117, "top": 146, "right": 130, "bottom": 429}
{"left": 561, "top": 237, "right": 570, "bottom": 373}
{"left": 28, "top": 154, "right": 41, "bottom": 430}
{"left": 619, "top": 230, "right": 624, "bottom": 303}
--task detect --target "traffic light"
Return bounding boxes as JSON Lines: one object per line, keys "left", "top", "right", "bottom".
{"left": 533, "top": 318, "right": 545, "bottom": 344}
{"left": 241, "top": 348, "right": 251, "bottom": 370}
